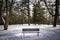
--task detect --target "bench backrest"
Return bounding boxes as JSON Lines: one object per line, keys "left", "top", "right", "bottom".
{"left": 22, "top": 28, "right": 39, "bottom": 32}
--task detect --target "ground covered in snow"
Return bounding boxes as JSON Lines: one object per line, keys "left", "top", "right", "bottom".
{"left": 0, "top": 24, "right": 60, "bottom": 40}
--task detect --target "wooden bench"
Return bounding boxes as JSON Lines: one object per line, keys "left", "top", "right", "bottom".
{"left": 22, "top": 28, "right": 40, "bottom": 36}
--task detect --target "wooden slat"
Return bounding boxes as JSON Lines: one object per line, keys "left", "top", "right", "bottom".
{"left": 22, "top": 28, "right": 39, "bottom": 31}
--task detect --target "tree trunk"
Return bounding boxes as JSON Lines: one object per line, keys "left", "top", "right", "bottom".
{"left": 0, "top": 0, "right": 3, "bottom": 24}
{"left": 4, "top": 0, "right": 8, "bottom": 30}
{"left": 53, "top": 0, "right": 59, "bottom": 27}
{"left": 28, "top": 0, "right": 30, "bottom": 25}
{"left": 4, "top": 0, "right": 13, "bottom": 30}
{"left": 4, "top": 14, "right": 9, "bottom": 30}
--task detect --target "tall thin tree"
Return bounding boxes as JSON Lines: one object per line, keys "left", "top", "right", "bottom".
{"left": 53, "top": 0, "right": 59, "bottom": 27}
{"left": 27, "top": 0, "right": 30, "bottom": 25}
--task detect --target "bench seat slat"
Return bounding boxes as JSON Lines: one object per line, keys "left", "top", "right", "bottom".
{"left": 22, "top": 31, "right": 39, "bottom": 33}
{"left": 22, "top": 28, "right": 39, "bottom": 31}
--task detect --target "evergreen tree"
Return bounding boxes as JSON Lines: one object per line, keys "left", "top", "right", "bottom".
{"left": 21, "top": 0, "right": 30, "bottom": 25}
{"left": 33, "top": 1, "right": 46, "bottom": 24}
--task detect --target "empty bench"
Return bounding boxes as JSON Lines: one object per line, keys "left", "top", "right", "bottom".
{"left": 22, "top": 28, "right": 40, "bottom": 36}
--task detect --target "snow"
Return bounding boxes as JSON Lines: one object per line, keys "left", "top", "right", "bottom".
{"left": 0, "top": 24, "right": 60, "bottom": 40}
{"left": 7, "top": 24, "right": 60, "bottom": 30}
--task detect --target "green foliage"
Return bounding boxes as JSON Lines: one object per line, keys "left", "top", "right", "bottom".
{"left": 0, "top": 0, "right": 54, "bottom": 25}
{"left": 33, "top": 2, "right": 47, "bottom": 24}
{"left": 9, "top": 14, "right": 27, "bottom": 24}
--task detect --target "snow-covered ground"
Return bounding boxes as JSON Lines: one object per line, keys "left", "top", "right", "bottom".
{"left": 0, "top": 24, "right": 60, "bottom": 40}
{"left": 0, "top": 24, "right": 60, "bottom": 30}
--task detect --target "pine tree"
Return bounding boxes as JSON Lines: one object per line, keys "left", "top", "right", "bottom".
{"left": 21, "top": 0, "right": 30, "bottom": 25}
{"left": 33, "top": 1, "right": 46, "bottom": 24}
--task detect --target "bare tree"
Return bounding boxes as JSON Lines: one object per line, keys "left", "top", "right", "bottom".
{"left": 43, "top": 0, "right": 59, "bottom": 27}
{"left": 4, "top": 0, "right": 13, "bottom": 30}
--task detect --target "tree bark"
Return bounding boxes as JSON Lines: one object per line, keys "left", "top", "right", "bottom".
{"left": 4, "top": 0, "right": 13, "bottom": 30}
{"left": 0, "top": 0, "right": 3, "bottom": 23}
{"left": 4, "top": 14, "right": 9, "bottom": 30}
{"left": 4, "top": 0, "right": 8, "bottom": 30}
{"left": 28, "top": 0, "right": 30, "bottom": 25}
{"left": 53, "top": 0, "right": 59, "bottom": 27}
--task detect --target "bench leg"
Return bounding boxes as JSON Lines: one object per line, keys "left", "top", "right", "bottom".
{"left": 23, "top": 33, "right": 24, "bottom": 36}
{"left": 37, "top": 32, "right": 39, "bottom": 36}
